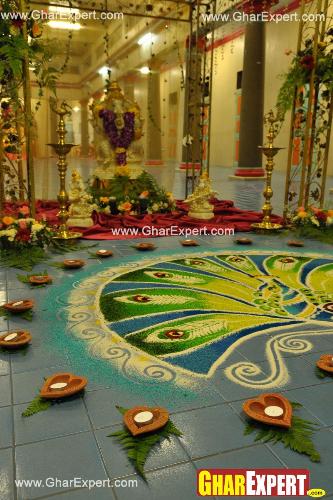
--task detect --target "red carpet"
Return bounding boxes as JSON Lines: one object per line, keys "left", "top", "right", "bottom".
{"left": 4, "top": 200, "right": 283, "bottom": 240}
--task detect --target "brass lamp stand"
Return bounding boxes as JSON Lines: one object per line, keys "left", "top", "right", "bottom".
{"left": 252, "top": 110, "right": 284, "bottom": 232}
{"left": 48, "top": 100, "right": 82, "bottom": 239}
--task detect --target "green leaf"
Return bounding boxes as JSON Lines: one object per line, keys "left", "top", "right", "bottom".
{"left": 0, "top": 247, "right": 49, "bottom": 271}
{"left": 16, "top": 270, "right": 50, "bottom": 287}
{"left": 22, "top": 396, "right": 52, "bottom": 417}
{"left": 109, "top": 406, "right": 182, "bottom": 479}
{"left": 0, "top": 306, "right": 33, "bottom": 321}
{"left": 244, "top": 407, "right": 321, "bottom": 463}
{"left": 315, "top": 366, "right": 330, "bottom": 379}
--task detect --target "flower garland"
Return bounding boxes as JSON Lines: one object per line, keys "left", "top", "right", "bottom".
{"left": 98, "top": 109, "right": 135, "bottom": 166}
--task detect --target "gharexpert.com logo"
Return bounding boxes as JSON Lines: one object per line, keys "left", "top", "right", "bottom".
{"left": 196, "top": 469, "right": 325, "bottom": 497}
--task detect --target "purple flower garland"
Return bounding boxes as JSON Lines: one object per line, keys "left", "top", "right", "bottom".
{"left": 99, "top": 109, "right": 135, "bottom": 165}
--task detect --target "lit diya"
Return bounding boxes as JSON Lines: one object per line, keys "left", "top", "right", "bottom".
{"left": 316, "top": 354, "right": 333, "bottom": 374}
{"left": 3, "top": 299, "right": 34, "bottom": 313}
{"left": 134, "top": 243, "right": 156, "bottom": 251}
{"left": 287, "top": 240, "right": 304, "bottom": 247}
{"left": 63, "top": 259, "right": 85, "bottom": 269}
{"left": 0, "top": 330, "right": 32, "bottom": 349}
{"left": 180, "top": 239, "right": 199, "bottom": 247}
{"left": 29, "top": 275, "right": 52, "bottom": 285}
{"left": 40, "top": 372, "right": 88, "bottom": 399}
{"left": 123, "top": 406, "right": 169, "bottom": 436}
{"left": 243, "top": 393, "right": 292, "bottom": 429}
{"left": 96, "top": 249, "right": 113, "bottom": 258}
{"left": 235, "top": 237, "right": 253, "bottom": 245}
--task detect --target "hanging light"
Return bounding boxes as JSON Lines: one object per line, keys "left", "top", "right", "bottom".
{"left": 98, "top": 66, "right": 111, "bottom": 77}
{"left": 47, "top": 21, "right": 82, "bottom": 30}
{"left": 137, "top": 33, "right": 157, "bottom": 46}
{"left": 140, "top": 66, "right": 151, "bottom": 75}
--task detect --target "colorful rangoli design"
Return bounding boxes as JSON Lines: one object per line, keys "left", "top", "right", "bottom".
{"left": 68, "top": 251, "right": 333, "bottom": 388}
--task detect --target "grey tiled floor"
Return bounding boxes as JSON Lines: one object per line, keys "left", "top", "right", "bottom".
{"left": 1, "top": 234, "right": 333, "bottom": 500}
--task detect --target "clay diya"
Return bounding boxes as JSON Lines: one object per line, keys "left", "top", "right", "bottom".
{"left": 29, "top": 275, "right": 52, "bottom": 285}
{"left": 96, "top": 249, "right": 113, "bottom": 258}
{"left": 3, "top": 299, "right": 34, "bottom": 313}
{"left": 0, "top": 330, "right": 32, "bottom": 349}
{"left": 243, "top": 393, "right": 292, "bottom": 429}
{"left": 63, "top": 259, "right": 85, "bottom": 269}
{"left": 235, "top": 237, "right": 253, "bottom": 245}
{"left": 124, "top": 406, "right": 169, "bottom": 436}
{"left": 134, "top": 243, "right": 156, "bottom": 251}
{"left": 180, "top": 239, "right": 199, "bottom": 247}
{"left": 316, "top": 354, "right": 333, "bottom": 374}
{"left": 40, "top": 373, "right": 88, "bottom": 399}
{"left": 288, "top": 240, "right": 304, "bottom": 247}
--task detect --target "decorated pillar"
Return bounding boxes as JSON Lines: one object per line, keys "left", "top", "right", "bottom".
{"left": 80, "top": 99, "right": 89, "bottom": 157}
{"left": 233, "top": 22, "right": 265, "bottom": 179}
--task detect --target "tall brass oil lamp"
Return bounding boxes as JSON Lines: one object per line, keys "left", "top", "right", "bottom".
{"left": 252, "top": 110, "right": 284, "bottom": 232}
{"left": 48, "top": 100, "right": 82, "bottom": 239}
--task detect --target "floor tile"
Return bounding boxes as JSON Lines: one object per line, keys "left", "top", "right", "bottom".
{"left": 283, "top": 384, "right": 333, "bottom": 426}
{"left": 14, "top": 398, "right": 91, "bottom": 445}
{"left": 266, "top": 428, "right": 333, "bottom": 496}
{"left": 0, "top": 448, "right": 14, "bottom": 500}
{"left": 172, "top": 403, "right": 254, "bottom": 459}
{"left": 115, "top": 463, "right": 198, "bottom": 500}
{"left": 15, "top": 432, "right": 109, "bottom": 499}
{"left": 10, "top": 344, "right": 68, "bottom": 374}
{"left": 95, "top": 424, "right": 189, "bottom": 479}
{"left": 84, "top": 388, "right": 155, "bottom": 429}
{"left": 0, "top": 406, "right": 13, "bottom": 449}
{"left": 0, "top": 349, "right": 11, "bottom": 376}
{"left": 193, "top": 443, "right": 285, "bottom": 469}
{"left": 49, "top": 487, "right": 115, "bottom": 499}
{"left": 0, "top": 375, "right": 11, "bottom": 407}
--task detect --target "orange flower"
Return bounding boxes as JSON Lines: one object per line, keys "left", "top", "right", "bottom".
{"left": 297, "top": 211, "right": 308, "bottom": 219}
{"left": 2, "top": 216, "right": 15, "bottom": 226}
{"left": 327, "top": 210, "right": 333, "bottom": 217}
{"left": 99, "top": 197, "right": 109, "bottom": 204}
{"left": 140, "top": 191, "right": 149, "bottom": 198}
{"left": 118, "top": 201, "right": 132, "bottom": 212}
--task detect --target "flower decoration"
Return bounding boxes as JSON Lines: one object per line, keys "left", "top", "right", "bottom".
{"left": 276, "top": 29, "right": 333, "bottom": 118}
{"left": 0, "top": 215, "right": 53, "bottom": 249}
{"left": 118, "top": 201, "right": 132, "bottom": 213}
{"left": 115, "top": 165, "right": 131, "bottom": 177}
{"left": 293, "top": 206, "right": 333, "bottom": 228}
{"left": 98, "top": 109, "right": 135, "bottom": 166}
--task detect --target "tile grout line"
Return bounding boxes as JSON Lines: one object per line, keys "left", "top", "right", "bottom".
{"left": 9, "top": 326, "right": 18, "bottom": 500}
{"left": 81, "top": 396, "right": 118, "bottom": 500}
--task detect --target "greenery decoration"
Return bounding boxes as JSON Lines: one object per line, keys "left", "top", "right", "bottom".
{"left": 0, "top": 1, "right": 60, "bottom": 102}
{"left": 16, "top": 270, "right": 50, "bottom": 286}
{"left": 276, "top": 32, "right": 333, "bottom": 119}
{"left": 244, "top": 402, "right": 320, "bottom": 462}
{"left": 0, "top": 306, "right": 33, "bottom": 321}
{"left": 0, "top": 246, "right": 48, "bottom": 271}
{"left": 0, "top": 235, "right": 97, "bottom": 271}
{"left": 108, "top": 406, "right": 182, "bottom": 479}
{"left": 87, "top": 170, "right": 175, "bottom": 215}
{"left": 22, "top": 395, "right": 51, "bottom": 417}
{"left": 315, "top": 366, "right": 333, "bottom": 379}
